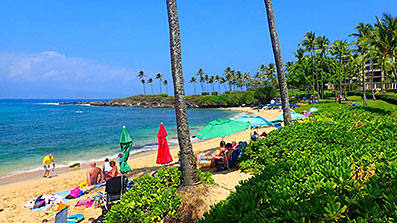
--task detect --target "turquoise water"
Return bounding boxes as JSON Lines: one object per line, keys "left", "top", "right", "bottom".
{"left": 0, "top": 99, "right": 238, "bottom": 177}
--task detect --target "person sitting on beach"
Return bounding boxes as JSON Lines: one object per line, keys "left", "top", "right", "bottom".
{"left": 104, "top": 161, "right": 119, "bottom": 181}
{"left": 260, "top": 131, "right": 267, "bottom": 139}
{"left": 210, "top": 141, "right": 226, "bottom": 167}
{"left": 302, "top": 110, "right": 307, "bottom": 115}
{"left": 86, "top": 162, "right": 104, "bottom": 186}
{"left": 251, "top": 131, "right": 260, "bottom": 141}
{"left": 42, "top": 154, "right": 55, "bottom": 178}
{"left": 102, "top": 158, "right": 112, "bottom": 174}
{"left": 231, "top": 141, "right": 237, "bottom": 150}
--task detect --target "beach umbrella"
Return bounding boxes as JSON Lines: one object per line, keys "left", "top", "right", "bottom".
{"left": 119, "top": 126, "right": 132, "bottom": 173}
{"left": 272, "top": 112, "right": 307, "bottom": 122}
{"left": 156, "top": 123, "right": 173, "bottom": 165}
{"left": 236, "top": 115, "right": 273, "bottom": 127}
{"left": 193, "top": 118, "right": 250, "bottom": 140}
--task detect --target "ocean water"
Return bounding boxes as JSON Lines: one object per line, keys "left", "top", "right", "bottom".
{"left": 0, "top": 99, "right": 238, "bottom": 178}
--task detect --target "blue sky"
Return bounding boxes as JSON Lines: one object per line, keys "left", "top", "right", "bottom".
{"left": 0, "top": 0, "right": 395, "bottom": 99}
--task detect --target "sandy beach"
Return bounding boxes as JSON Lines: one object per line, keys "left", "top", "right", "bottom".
{"left": 0, "top": 108, "right": 282, "bottom": 223}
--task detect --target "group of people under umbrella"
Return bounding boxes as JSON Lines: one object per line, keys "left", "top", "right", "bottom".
{"left": 119, "top": 106, "right": 319, "bottom": 172}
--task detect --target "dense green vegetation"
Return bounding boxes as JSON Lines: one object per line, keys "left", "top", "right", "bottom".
{"left": 104, "top": 168, "right": 215, "bottom": 223}
{"left": 202, "top": 104, "right": 396, "bottom": 222}
{"left": 111, "top": 87, "right": 276, "bottom": 108}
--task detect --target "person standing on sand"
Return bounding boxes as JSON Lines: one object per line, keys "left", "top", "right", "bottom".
{"left": 42, "top": 154, "right": 55, "bottom": 178}
{"left": 86, "top": 162, "right": 104, "bottom": 186}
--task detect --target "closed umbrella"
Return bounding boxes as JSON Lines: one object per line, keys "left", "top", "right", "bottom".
{"left": 272, "top": 112, "right": 307, "bottom": 122}
{"left": 156, "top": 123, "right": 173, "bottom": 165}
{"left": 193, "top": 118, "right": 250, "bottom": 140}
{"left": 119, "top": 126, "right": 132, "bottom": 173}
{"left": 236, "top": 115, "right": 273, "bottom": 127}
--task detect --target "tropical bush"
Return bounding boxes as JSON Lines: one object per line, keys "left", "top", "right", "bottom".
{"left": 105, "top": 167, "right": 216, "bottom": 223}
{"left": 203, "top": 104, "right": 397, "bottom": 222}
{"left": 347, "top": 91, "right": 397, "bottom": 105}
{"left": 387, "top": 89, "right": 397, "bottom": 93}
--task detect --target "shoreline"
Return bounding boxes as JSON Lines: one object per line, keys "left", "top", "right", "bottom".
{"left": 0, "top": 107, "right": 281, "bottom": 222}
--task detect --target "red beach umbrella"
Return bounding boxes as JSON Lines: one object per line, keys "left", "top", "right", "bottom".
{"left": 156, "top": 123, "right": 173, "bottom": 165}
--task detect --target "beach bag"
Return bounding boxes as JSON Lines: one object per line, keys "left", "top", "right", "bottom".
{"left": 33, "top": 195, "right": 46, "bottom": 209}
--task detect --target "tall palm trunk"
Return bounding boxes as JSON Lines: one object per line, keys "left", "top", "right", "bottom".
{"left": 159, "top": 80, "right": 162, "bottom": 93}
{"left": 151, "top": 84, "right": 153, "bottom": 94}
{"left": 338, "top": 56, "right": 342, "bottom": 98}
{"left": 371, "top": 59, "right": 376, "bottom": 100}
{"left": 343, "top": 63, "right": 347, "bottom": 100}
{"left": 310, "top": 52, "right": 316, "bottom": 102}
{"left": 320, "top": 55, "right": 325, "bottom": 99}
{"left": 143, "top": 84, "right": 146, "bottom": 95}
{"left": 193, "top": 83, "right": 196, "bottom": 94}
{"left": 166, "top": 0, "right": 199, "bottom": 185}
{"left": 362, "top": 60, "right": 368, "bottom": 106}
{"left": 381, "top": 57, "right": 385, "bottom": 94}
{"left": 325, "top": 57, "right": 337, "bottom": 102}
{"left": 263, "top": 0, "right": 292, "bottom": 126}
{"left": 313, "top": 55, "right": 320, "bottom": 100}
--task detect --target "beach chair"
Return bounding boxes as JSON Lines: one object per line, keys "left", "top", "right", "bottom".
{"left": 54, "top": 206, "right": 68, "bottom": 223}
{"left": 97, "top": 176, "right": 128, "bottom": 211}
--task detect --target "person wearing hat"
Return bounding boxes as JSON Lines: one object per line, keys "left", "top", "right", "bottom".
{"left": 42, "top": 154, "right": 55, "bottom": 178}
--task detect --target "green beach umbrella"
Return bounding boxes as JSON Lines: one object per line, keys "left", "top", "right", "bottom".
{"left": 119, "top": 126, "right": 132, "bottom": 173}
{"left": 193, "top": 118, "right": 250, "bottom": 140}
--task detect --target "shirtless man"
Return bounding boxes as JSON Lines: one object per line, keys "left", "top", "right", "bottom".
{"left": 86, "top": 162, "right": 104, "bottom": 186}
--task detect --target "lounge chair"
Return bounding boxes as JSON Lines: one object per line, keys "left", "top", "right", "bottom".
{"left": 54, "top": 206, "right": 68, "bottom": 223}
{"left": 216, "top": 141, "right": 247, "bottom": 171}
{"left": 97, "top": 176, "right": 128, "bottom": 211}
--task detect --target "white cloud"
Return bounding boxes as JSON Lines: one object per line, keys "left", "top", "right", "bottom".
{"left": 0, "top": 51, "right": 135, "bottom": 82}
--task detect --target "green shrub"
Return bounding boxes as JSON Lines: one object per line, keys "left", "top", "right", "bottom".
{"left": 211, "top": 92, "right": 218, "bottom": 96}
{"left": 203, "top": 104, "right": 397, "bottom": 222}
{"left": 105, "top": 167, "right": 216, "bottom": 223}
{"left": 387, "top": 89, "right": 397, "bottom": 93}
{"left": 201, "top": 92, "right": 210, "bottom": 96}
{"left": 224, "top": 91, "right": 231, "bottom": 94}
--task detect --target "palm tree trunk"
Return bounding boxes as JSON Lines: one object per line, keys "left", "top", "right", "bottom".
{"left": 263, "top": 0, "right": 292, "bottom": 126}
{"left": 313, "top": 54, "right": 320, "bottom": 100}
{"left": 193, "top": 83, "right": 196, "bottom": 94}
{"left": 338, "top": 56, "right": 342, "bottom": 98}
{"left": 300, "top": 64, "right": 310, "bottom": 95}
{"left": 143, "top": 84, "right": 146, "bottom": 95}
{"left": 325, "top": 57, "right": 337, "bottom": 102}
{"left": 151, "top": 84, "right": 153, "bottom": 94}
{"left": 381, "top": 57, "right": 385, "bottom": 94}
{"left": 343, "top": 63, "right": 347, "bottom": 100}
{"left": 166, "top": 0, "right": 199, "bottom": 185}
{"left": 362, "top": 61, "right": 367, "bottom": 106}
{"left": 320, "top": 55, "right": 325, "bottom": 99}
{"left": 218, "top": 82, "right": 221, "bottom": 93}
{"left": 311, "top": 52, "right": 316, "bottom": 102}
{"left": 159, "top": 80, "right": 162, "bottom": 93}
{"left": 371, "top": 59, "right": 376, "bottom": 100}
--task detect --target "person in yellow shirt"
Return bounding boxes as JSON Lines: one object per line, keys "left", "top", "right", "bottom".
{"left": 42, "top": 154, "right": 55, "bottom": 178}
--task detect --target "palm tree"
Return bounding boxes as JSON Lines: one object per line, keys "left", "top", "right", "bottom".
{"left": 163, "top": 80, "right": 168, "bottom": 94}
{"left": 316, "top": 36, "right": 330, "bottom": 99}
{"left": 147, "top": 78, "right": 154, "bottom": 94}
{"left": 220, "top": 77, "right": 227, "bottom": 92}
{"left": 155, "top": 73, "right": 163, "bottom": 93}
{"left": 371, "top": 14, "right": 397, "bottom": 93}
{"left": 204, "top": 74, "right": 209, "bottom": 92}
{"left": 331, "top": 40, "right": 350, "bottom": 99}
{"left": 350, "top": 22, "right": 373, "bottom": 106}
{"left": 300, "top": 32, "right": 319, "bottom": 101}
{"left": 196, "top": 68, "right": 205, "bottom": 93}
{"left": 243, "top": 73, "right": 251, "bottom": 90}
{"left": 215, "top": 75, "right": 221, "bottom": 92}
{"left": 294, "top": 48, "right": 309, "bottom": 94}
{"left": 263, "top": 0, "right": 292, "bottom": 126}
{"left": 223, "top": 67, "right": 233, "bottom": 91}
{"left": 137, "top": 70, "right": 147, "bottom": 95}
{"left": 189, "top": 77, "right": 197, "bottom": 94}
{"left": 165, "top": 0, "right": 199, "bottom": 185}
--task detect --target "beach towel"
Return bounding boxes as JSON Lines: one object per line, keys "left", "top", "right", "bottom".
{"left": 67, "top": 214, "right": 84, "bottom": 223}
{"left": 75, "top": 197, "right": 94, "bottom": 207}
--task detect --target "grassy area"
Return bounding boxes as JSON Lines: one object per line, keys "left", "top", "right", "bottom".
{"left": 203, "top": 103, "right": 397, "bottom": 222}
{"left": 318, "top": 95, "right": 397, "bottom": 119}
